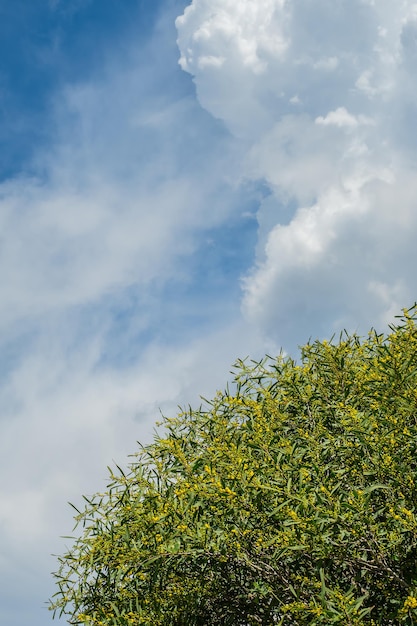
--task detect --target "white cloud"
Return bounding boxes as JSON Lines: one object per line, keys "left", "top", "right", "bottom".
{"left": 176, "top": 0, "right": 290, "bottom": 137}
{"left": 177, "top": 0, "right": 288, "bottom": 75}
{"left": 315, "top": 107, "right": 373, "bottom": 128}
{"left": 176, "top": 0, "right": 417, "bottom": 348}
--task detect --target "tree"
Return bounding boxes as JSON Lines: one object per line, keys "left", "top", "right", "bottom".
{"left": 50, "top": 307, "right": 417, "bottom": 625}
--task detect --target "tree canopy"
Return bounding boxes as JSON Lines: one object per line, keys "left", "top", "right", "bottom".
{"left": 50, "top": 307, "right": 417, "bottom": 625}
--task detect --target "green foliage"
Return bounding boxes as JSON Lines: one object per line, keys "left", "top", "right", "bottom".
{"left": 50, "top": 307, "right": 417, "bottom": 625}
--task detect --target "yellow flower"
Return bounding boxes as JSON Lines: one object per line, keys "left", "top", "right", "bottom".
{"left": 402, "top": 595, "right": 417, "bottom": 612}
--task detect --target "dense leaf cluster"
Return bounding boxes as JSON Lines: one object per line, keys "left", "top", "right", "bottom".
{"left": 51, "top": 307, "right": 417, "bottom": 625}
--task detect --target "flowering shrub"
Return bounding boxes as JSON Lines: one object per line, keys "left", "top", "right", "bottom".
{"left": 50, "top": 307, "right": 417, "bottom": 625}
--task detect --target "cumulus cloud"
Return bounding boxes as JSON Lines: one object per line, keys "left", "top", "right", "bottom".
{"left": 177, "top": 0, "right": 417, "bottom": 348}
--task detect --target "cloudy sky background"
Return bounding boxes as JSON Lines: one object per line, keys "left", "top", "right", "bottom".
{"left": 1, "top": 0, "right": 417, "bottom": 623}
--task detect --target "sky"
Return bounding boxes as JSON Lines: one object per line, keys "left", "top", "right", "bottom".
{"left": 1, "top": 0, "right": 417, "bottom": 624}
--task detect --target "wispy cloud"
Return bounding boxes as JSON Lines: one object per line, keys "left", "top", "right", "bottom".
{"left": 0, "top": 4, "right": 262, "bottom": 624}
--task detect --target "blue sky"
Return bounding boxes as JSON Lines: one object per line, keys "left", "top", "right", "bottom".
{"left": 2, "top": 1, "right": 417, "bottom": 624}
{"left": 0, "top": 1, "right": 158, "bottom": 177}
